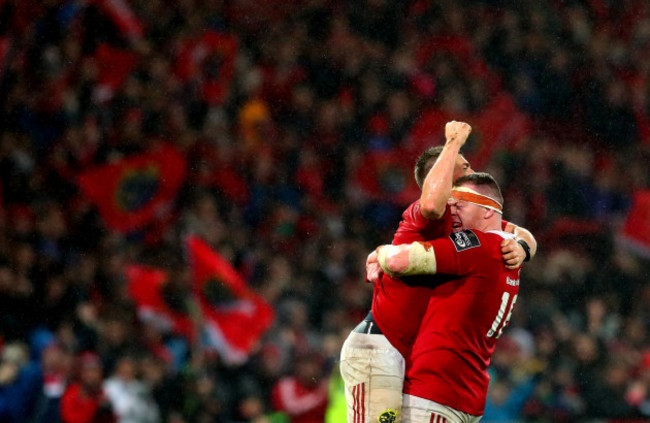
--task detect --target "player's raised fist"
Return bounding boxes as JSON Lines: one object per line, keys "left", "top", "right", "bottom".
{"left": 445, "top": 121, "right": 472, "bottom": 145}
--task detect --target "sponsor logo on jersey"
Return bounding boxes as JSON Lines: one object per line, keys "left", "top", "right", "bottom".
{"left": 378, "top": 409, "right": 397, "bottom": 423}
{"left": 506, "top": 277, "right": 520, "bottom": 286}
{"left": 450, "top": 230, "right": 481, "bottom": 252}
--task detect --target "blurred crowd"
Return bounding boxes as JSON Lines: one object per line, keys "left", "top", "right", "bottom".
{"left": 0, "top": 0, "right": 650, "bottom": 422}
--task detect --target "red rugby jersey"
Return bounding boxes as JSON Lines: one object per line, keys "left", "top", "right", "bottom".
{"left": 371, "top": 200, "right": 452, "bottom": 357}
{"left": 403, "top": 230, "right": 521, "bottom": 416}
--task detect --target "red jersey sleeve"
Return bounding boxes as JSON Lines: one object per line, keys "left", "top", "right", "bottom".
{"left": 425, "top": 230, "right": 488, "bottom": 277}
{"left": 393, "top": 200, "right": 452, "bottom": 244}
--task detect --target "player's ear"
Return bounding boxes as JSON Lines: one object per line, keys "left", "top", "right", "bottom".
{"left": 483, "top": 208, "right": 495, "bottom": 219}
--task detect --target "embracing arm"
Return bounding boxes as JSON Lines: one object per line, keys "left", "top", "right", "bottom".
{"left": 419, "top": 121, "right": 471, "bottom": 220}
{"left": 377, "top": 242, "right": 438, "bottom": 278}
{"left": 501, "top": 223, "right": 538, "bottom": 270}
{"left": 377, "top": 227, "right": 537, "bottom": 277}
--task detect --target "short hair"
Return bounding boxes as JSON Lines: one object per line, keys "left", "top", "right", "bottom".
{"left": 414, "top": 146, "right": 444, "bottom": 189}
{"left": 454, "top": 172, "right": 504, "bottom": 206}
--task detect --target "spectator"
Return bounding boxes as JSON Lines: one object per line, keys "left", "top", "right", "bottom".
{"left": 32, "top": 343, "right": 73, "bottom": 423}
{"left": 0, "top": 342, "right": 41, "bottom": 422}
{"left": 60, "top": 351, "right": 115, "bottom": 423}
{"left": 103, "top": 354, "right": 159, "bottom": 423}
{"left": 271, "top": 351, "right": 329, "bottom": 423}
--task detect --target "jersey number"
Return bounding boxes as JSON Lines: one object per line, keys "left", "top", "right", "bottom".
{"left": 486, "top": 292, "right": 518, "bottom": 338}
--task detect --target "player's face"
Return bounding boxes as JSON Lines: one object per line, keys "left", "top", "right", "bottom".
{"left": 448, "top": 184, "right": 485, "bottom": 232}
{"left": 452, "top": 155, "right": 472, "bottom": 182}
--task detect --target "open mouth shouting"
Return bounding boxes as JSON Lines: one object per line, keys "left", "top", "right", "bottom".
{"left": 451, "top": 215, "right": 463, "bottom": 232}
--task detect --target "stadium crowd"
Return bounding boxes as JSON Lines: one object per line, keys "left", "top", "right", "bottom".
{"left": 0, "top": 0, "right": 649, "bottom": 422}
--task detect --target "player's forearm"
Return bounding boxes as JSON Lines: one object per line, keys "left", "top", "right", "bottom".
{"left": 419, "top": 138, "right": 463, "bottom": 220}
{"left": 377, "top": 242, "right": 437, "bottom": 277}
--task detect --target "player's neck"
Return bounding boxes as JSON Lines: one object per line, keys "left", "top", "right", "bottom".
{"left": 479, "top": 217, "right": 502, "bottom": 233}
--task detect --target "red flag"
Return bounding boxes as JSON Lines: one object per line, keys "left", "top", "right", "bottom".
{"left": 78, "top": 144, "right": 186, "bottom": 233}
{"left": 125, "top": 265, "right": 195, "bottom": 340}
{"left": 175, "top": 31, "right": 238, "bottom": 106}
{"left": 621, "top": 190, "right": 650, "bottom": 256}
{"left": 352, "top": 148, "right": 421, "bottom": 206}
{"left": 94, "top": 0, "right": 144, "bottom": 40}
{"left": 186, "top": 235, "right": 275, "bottom": 365}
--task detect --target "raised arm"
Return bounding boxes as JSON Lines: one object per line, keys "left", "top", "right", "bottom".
{"left": 419, "top": 121, "right": 471, "bottom": 220}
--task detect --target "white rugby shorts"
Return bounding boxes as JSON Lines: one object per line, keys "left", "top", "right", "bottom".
{"left": 340, "top": 331, "right": 405, "bottom": 423}
{"left": 401, "top": 394, "right": 482, "bottom": 423}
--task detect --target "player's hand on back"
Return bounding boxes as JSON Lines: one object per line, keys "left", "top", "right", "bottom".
{"left": 500, "top": 238, "right": 525, "bottom": 269}
{"left": 445, "top": 120, "right": 472, "bottom": 146}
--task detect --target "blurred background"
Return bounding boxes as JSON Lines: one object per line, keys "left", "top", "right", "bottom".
{"left": 0, "top": 0, "right": 649, "bottom": 422}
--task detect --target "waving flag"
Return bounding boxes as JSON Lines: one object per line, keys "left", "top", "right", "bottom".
{"left": 78, "top": 144, "right": 186, "bottom": 233}
{"left": 125, "top": 265, "right": 195, "bottom": 340}
{"left": 186, "top": 235, "right": 275, "bottom": 365}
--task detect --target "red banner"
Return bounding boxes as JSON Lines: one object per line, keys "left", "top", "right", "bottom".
{"left": 78, "top": 144, "right": 186, "bottom": 233}
{"left": 186, "top": 235, "right": 275, "bottom": 365}
{"left": 125, "top": 265, "right": 195, "bottom": 340}
{"left": 621, "top": 190, "right": 650, "bottom": 256}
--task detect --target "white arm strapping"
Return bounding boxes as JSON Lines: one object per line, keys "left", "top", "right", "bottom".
{"left": 377, "top": 242, "right": 438, "bottom": 277}
{"left": 377, "top": 245, "right": 397, "bottom": 277}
